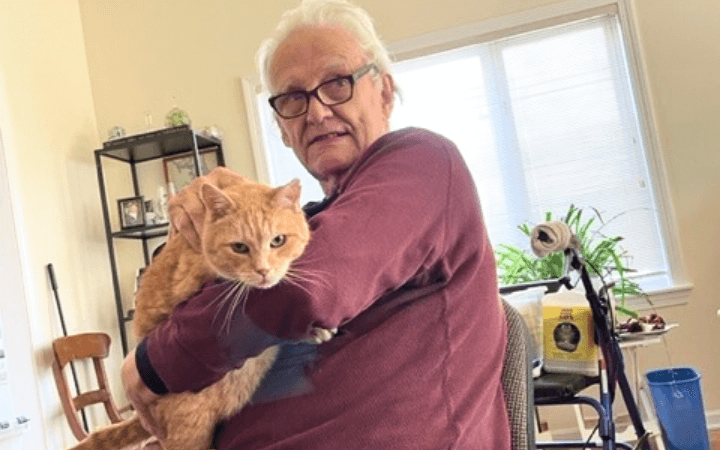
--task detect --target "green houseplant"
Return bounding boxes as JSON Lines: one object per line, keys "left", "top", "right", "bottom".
{"left": 495, "top": 205, "right": 642, "bottom": 316}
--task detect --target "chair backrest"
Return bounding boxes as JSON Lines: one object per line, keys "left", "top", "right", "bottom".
{"left": 500, "top": 297, "right": 535, "bottom": 450}
{"left": 51, "top": 332, "right": 125, "bottom": 441}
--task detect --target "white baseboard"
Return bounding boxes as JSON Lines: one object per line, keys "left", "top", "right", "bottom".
{"left": 707, "top": 409, "right": 720, "bottom": 430}
{"left": 540, "top": 408, "right": 720, "bottom": 439}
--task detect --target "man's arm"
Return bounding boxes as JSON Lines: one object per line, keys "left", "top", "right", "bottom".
{"left": 144, "top": 129, "right": 461, "bottom": 394}
{"left": 121, "top": 349, "right": 163, "bottom": 440}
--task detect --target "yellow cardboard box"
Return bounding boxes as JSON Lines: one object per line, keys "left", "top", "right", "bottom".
{"left": 543, "top": 296, "right": 598, "bottom": 375}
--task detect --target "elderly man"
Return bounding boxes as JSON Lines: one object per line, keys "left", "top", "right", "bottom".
{"left": 122, "top": 0, "right": 509, "bottom": 449}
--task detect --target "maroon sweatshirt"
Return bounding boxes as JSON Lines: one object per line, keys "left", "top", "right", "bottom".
{"left": 138, "top": 128, "right": 510, "bottom": 449}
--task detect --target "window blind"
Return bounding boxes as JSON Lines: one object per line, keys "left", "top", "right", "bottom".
{"left": 254, "top": 11, "right": 671, "bottom": 291}
{"left": 390, "top": 13, "right": 668, "bottom": 290}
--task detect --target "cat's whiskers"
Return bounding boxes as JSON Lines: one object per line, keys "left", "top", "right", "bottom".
{"left": 237, "top": 283, "right": 252, "bottom": 315}
{"left": 215, "top": 280, "right": 246, "bottom": 312}
{"left": 208, "top": 282, "right": 235, "bottom": 326}
{"left": 287, "top": 265, "right": 332, "bottom": 291}
{"left": 283, "top": 268, "right": 335, "bottom": 300}
{"left": 281, "top": 276, "right": 315, "bottom": 298}
{"left": 226, "top": 285, "right": 249, "bottom": 334}
{"left": 210, "top": 279, "right": 242, "bottom": 307}
{"left": 292, "top": 259, "right": 332, "bottom": 282}
{"left": 293, "top": 255, "right": 330, "bottom": 271}
{"left": 210, "top": 281, "right": 252, "bottom": 334}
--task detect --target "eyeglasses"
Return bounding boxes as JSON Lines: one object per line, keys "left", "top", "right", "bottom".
{"left": 268, "top": 63, "right": 377, "bottom": 119}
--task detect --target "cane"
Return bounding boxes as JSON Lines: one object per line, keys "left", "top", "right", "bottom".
{"left": 47, "top": 263, "right": 89, "bottom": 433}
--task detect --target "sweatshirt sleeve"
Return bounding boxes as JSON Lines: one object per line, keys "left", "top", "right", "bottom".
{"left": 144, "top": 129, "right": 466, "bottom": 393}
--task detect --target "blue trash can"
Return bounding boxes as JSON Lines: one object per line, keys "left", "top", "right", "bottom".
{"left": 646, "top": 367, "right": 710, "bottom": 450}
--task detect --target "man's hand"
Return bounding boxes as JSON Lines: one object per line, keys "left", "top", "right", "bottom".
{"left": 168, "top": 167, "right": 247, "bottom": 251}
{"left": 121, "top": 349, "right": 164, "bottom": 440}
{"left": 122, "top": 352, "right": 218, "bottom": 450}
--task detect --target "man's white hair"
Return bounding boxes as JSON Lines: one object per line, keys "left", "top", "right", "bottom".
{"left": 256, "top": 0, "right": 394, "bottom": 94}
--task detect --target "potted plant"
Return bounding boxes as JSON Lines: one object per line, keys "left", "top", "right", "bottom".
{"left": 495, "top": 205, "right": 641, "bottom": 317}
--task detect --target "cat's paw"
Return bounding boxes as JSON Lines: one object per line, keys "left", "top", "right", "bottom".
{"left": 308, "top": 327, "right": 337, "bottom": 344}
{"left": 136, "top": 437, "right": 163, "bottom": 450}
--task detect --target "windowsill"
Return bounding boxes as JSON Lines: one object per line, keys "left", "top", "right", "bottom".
{"left": 623, "top": 283, "right": 694, "bottom": 312}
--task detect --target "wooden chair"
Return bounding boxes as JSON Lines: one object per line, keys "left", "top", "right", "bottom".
{"left": 51, "top": 332, "right": 131, "bottom": 440}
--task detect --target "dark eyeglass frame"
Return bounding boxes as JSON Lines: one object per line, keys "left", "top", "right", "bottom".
{"left": 268, "top": 63, "right": 377, "bottom": 119}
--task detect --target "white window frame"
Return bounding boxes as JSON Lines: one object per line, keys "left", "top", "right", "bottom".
{"left": 242, "top": 0, "right": 692, "bottom": 310}
{"left": 242, "top": 77, "right": 272, "bottom": 186}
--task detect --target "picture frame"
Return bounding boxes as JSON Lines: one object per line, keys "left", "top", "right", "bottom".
{"left": 118, "top": 196, "right": 146, "bottom": 229}
{"left": 143, "top": 199, "right": 155, "bottom": 224}
{"left": 163, "top": 150, "right": 219, "bottom": 192}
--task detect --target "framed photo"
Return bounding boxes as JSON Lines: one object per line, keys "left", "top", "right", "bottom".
{"left": 118, "top": 196, "right": 145, "bottom": 229}
{"left": 143, "top": 198, "right": 163, "bottom": 225}
{"left": 163, "top": 150, "right": 219, "bottom": 192}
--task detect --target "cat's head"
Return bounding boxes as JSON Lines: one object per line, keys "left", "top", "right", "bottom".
{"left": 199, "top": 178, "right": 310, "bottom": 289}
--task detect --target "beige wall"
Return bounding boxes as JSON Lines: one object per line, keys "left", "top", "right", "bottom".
{"left": 77, "top": 0, "right": 720, "bottom": 429}
{"left": 0, "top": 0, "right": 120, "bottom": 447}
{"left": 77, "top": 0, "right": 565, "bottom": 179}
{"left": 629, "top": 0, "right": 720, "bottom": 426}
{"left": 1, "top": 0, "right": 714, "bottom": 446}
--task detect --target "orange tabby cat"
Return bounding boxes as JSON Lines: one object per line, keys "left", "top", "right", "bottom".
{"left": 68, "top": 176, "right": 322, "bottom": 450}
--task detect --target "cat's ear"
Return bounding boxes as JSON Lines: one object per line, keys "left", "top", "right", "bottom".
{"left": 273, "top": 179, "right": 302, "bottom": 212}
{"left": 200, "top": 183, "right": 234, "bottom": 218}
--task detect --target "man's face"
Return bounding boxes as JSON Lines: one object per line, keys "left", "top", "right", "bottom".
{"left": 269, "top": 25, "right": 394, "bottom": 191}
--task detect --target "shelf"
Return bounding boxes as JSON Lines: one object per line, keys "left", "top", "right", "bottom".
{"left": 95, "top": 125, "right": 225, "bottom": 355}
{"left": 98, "top": 125, "right": 221, "bottom": 163}
{"left": 111, "top": 223, "right": 169, "bottom": 239}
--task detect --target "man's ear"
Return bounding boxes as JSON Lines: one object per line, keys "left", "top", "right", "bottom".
{"left": 381, "top": 72, "right": 395, "bottom": 120}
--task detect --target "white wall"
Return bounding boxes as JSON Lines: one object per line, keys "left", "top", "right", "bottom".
{"left": 0, "top": 129, "right": 44, "bottom": 450}
{"left": 0, "top": 0, "right": 120, "bottom": 448}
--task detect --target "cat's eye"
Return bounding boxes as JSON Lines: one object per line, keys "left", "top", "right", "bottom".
{"left": 231, "top": 242, "right": 250, "bottom": 254}
{"left": 270, "top": 235, "right": 286, "bottom": 248}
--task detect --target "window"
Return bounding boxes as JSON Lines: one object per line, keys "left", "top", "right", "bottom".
{"left": 246, "top": 2, "right": 689, "bottom": 304}
{"left": 247, "top": 83, "right": 327, "bottom": 205}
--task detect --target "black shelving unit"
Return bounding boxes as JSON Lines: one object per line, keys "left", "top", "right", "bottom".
{"left": 95, "top": 125, "right": 224, "bottom": 354}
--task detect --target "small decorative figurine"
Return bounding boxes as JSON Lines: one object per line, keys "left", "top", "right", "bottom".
{"left": 201, "top": 125, "right": 224, "bottom": 140}
{"left": 165, "top": 107, "right": 190, "bottom": 127}
{"left": 156, "top": 185, "right": 170, "bottom": 223}
{"left": 108, "top": 125, "right": 126, "bottom": 140}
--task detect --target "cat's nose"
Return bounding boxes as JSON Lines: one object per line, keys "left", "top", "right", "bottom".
{"left": 256, "top": 268, "right": 269, "bottom": 277}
